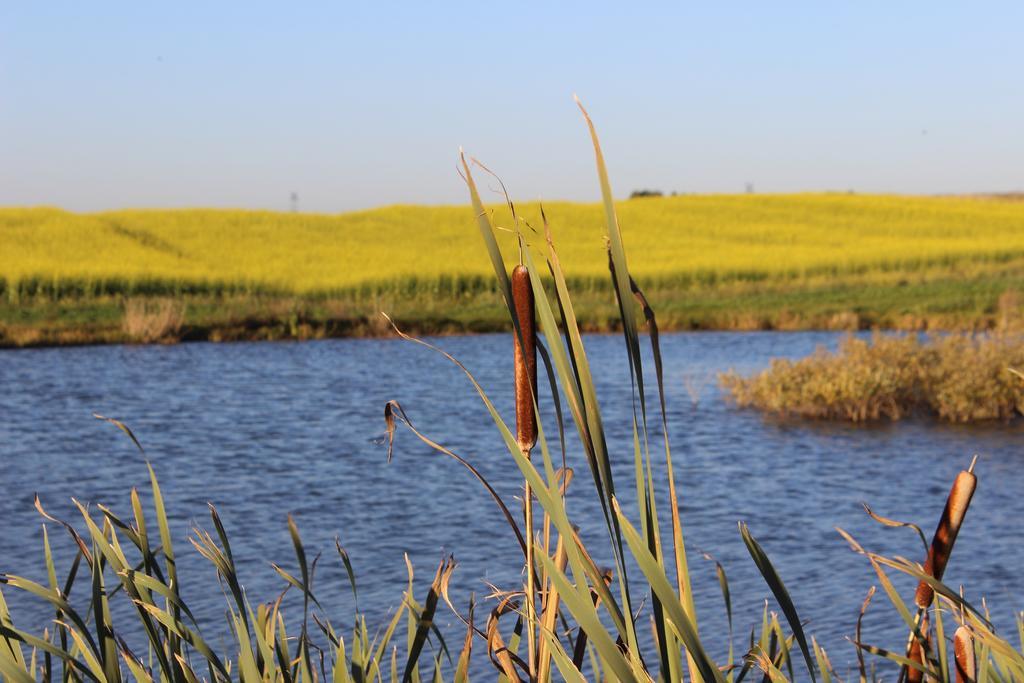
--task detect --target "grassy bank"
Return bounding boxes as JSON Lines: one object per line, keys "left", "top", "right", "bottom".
{"left": 4, "top": 193, "right": 1024, "bottom": 346}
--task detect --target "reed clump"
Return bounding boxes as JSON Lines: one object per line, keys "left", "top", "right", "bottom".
{"left": 721, "top": 332, "right": 1024, "bottom": 422}
{"left": 122, "top": 297, "right": 186, "bottom": 343}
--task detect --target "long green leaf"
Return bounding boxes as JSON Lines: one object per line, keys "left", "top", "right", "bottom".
{"left": 614, "top": 500, "right": 726, "bottom": 683}
{"left": 739, "top": 523, "right": 816, "bottom": 682}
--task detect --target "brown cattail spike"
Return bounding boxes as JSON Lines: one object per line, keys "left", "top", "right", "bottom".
{"left": 512, "top": 265, "right": 537, "bottom": 453}
{"left": 906, "top": 614, "right": 930, "bottom": 683}
{"left": 953, "top": 626, "right": 976, "bottom": 683}
{"left": 915, "top": 463, "right": 978, "bottom": 608}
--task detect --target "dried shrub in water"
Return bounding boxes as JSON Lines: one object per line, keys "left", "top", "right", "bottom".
{"left": 721, "top": 332, "right": 1024, "bottom": 422}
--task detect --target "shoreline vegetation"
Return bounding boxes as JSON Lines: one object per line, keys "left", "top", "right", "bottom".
{"left": 5, "top": 193, "right": 1024, "bottom": 347}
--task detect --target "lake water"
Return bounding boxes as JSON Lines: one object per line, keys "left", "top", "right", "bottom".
{"left": 1, "top": 331, "right": 1021, "bottom": 678}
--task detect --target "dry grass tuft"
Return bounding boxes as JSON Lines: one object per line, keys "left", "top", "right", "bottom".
{"left": 122, "top": 297, "right": 185, "bottom": 343}
{"left": 0, "top": 324, "right": 43, "bottom": 346}
{"left": 997, "top": 288, "right": 1023, "bottom": 331}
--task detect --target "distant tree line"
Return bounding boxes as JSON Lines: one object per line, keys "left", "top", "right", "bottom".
{"left": 630, "top": 189, "right": 670, "bottom": 198}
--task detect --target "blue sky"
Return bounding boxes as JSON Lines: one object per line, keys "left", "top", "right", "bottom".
{"left": 2, "top": 2, "right": 1022, "bottom": 212}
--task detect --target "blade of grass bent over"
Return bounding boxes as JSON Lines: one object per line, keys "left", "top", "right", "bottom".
{"left": 740, "top": 523, "right": 817, "bottom": 682}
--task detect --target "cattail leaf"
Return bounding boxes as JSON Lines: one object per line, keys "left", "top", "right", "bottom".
{"left": 369, "top": 592, "right": 410, "bottom": 678}
{"left": 539, "top": 625, "right": 586, "bottom": 683}
{"left": 704, "top": 552, "right": 732, "bottom": 636}
{"left": 120, "top": 571, "right": 197, "bottom": 625}
{"left": 812, "top": 637, "right": 834, "bottom": 683}
{"left": 536, "top": 335, "right": 567, "bottom": 473}
{"left": 402, "top": 557, "right": 455, "bottom": 683}
{"left": 534, "top": 551, "right": 637, "bottom": 682}
{"left": 269, "top": 564, "right": 323, "bottom": 611}
{"left": 934, "top": 596, "right": 949, "bottom": 682}
{"left": 578, "top": 98, "right": 690, "bottom": 678}
{"left": 0, "top": 589, "right": 28, "bottom": 676}
{"left": 872, "top": 552, "right": 992, "bottom": 630}
{"left": 520, "top": 235, "right": 640, "bottom": 654}
{"left": 458, "top": 151, "right": 513, "bottom": 317}
{"left": 195, "top": 506, "right": 249, "bottom": 639}
{"left": 861, "top": 503, "right": 929, "bottom": 553}
{"left": 850, "top": 639, "right": 933, "bottom": 676}
{"left": 285, "top": 512, "right": 317, "bottom": 683}
{"left": 333, "top": 631, "right": 351, "bottom": 683}
{"left": 631, "top": 275, "right": 700, "bottom": 674}
{"left": 145, "top": 461, "right": 183, "bottom": 681}
{"left": 335, "top": 538, "right": 360, "bottom": 613}
{"left": 854, "top": 586, "right": 875, "bottom": 683}
{"left": 749, "top": 646, "right": 789, "bottom": 683}
{"left": 56, "top": 621, "right": 108, "bottom": 683}
{"left": 1, "top": 574, "right": 100, "bottom": 659}
{"left": 483, "top": 595, "right": 521, "bottom": 681}
{"left": 574, "top": 98, "right": 642, "bottom": 396}
{"left": 0, "top": 648, "right": 34, "bottom": 683}
{"left": 613, "top": 500, "right": 726, "bottom": 683}
{"left": 119, "top": 648, "right": 153, "bottom": 683}
{"left": 452, "top": 598, "right": 473, "bottom": 683}
{"left": 93, "top": 414, "right": 146, "bottom": 456}
{"left": 34, "top": 495, "right": 93, "bottom": 565}
{"left": 134, "top": 602, "right": 230, "bottom": 680}
{"left": 495, "top": 402, "right": 635, "bottom": 649}
{"left": 171, "top": 654, "right": 201, "bottom": 683}
{"left": 739, "top": 523, "right": 817, "bottom": 682}
{"left": 41, "top": 526, "right": 59, "bottom": 598}
{"left": 539, "top": 210, "right": 612, "bottom": 499}
{"left": 0, "top": 623, "right": 99, "bottom": 681}
{"left": 384, "top": 399, "right": 529, "bottom": 561}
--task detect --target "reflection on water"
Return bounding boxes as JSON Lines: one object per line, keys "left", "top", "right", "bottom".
{"left": 1, "top": 331, "right": 1021, "bottom": 674}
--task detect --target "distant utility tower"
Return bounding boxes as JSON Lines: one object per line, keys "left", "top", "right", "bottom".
{"left": 290, "top": 192, "right": 299, "bottom": 213}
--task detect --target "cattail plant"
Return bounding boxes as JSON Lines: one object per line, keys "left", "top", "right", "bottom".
{"left": 906, "top": 614, "right": 929, "bottom": 683}
{"left": 953, "top": 625, "right": 976, "bottom": 683}
{"left": 901, "top": 456, "right": 979, "bottom": 682}
{"left": 512, "top": 264, "right": 537, "bottom": 454}
{"left": 511, "top": 262, "right": 539, "bottom": 674}
{"left": 915, "top": 456, "right": 978, "bottom": 609}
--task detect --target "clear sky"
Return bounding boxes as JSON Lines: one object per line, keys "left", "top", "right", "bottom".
{"left": 2, "top": 2, "right": 1022, "bottom": 212}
